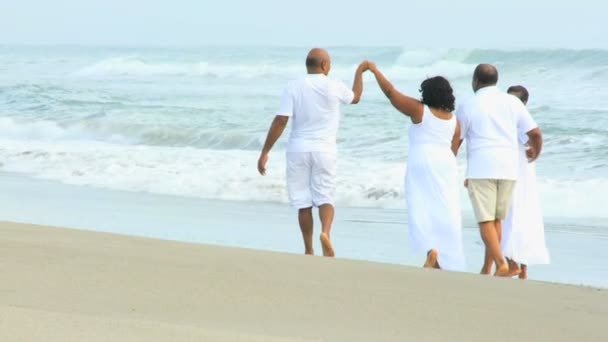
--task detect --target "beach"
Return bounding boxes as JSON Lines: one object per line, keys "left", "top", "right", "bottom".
{"left": 1, "top": 221, "right": 607, "bottom": 341}
{"left": 0, "top": 173, "right": 607, "bottom": 340}
{"left": 1, "top": 45, "right": 607, "bottom": 340}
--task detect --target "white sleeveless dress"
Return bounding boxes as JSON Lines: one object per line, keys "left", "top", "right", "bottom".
{"left": 501, "top": 141, "right": 550, "bottom": 265}
{"left": 406, "top": 105, "right": 465, "bottom": 271}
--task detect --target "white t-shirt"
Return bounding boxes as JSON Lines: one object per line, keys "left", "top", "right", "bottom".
{"left": 456, "top": 86, "right": 538, "bottom": 180}
{"left": 277, "top": 74, "right": 354, "bottom": 153}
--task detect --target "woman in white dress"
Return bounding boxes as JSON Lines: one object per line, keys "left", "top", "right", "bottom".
{"left": 501, "top": 86, "right": 550, "bottom": 279}
{"left": 364, "top": 61, "right": 465, "bottom": 271}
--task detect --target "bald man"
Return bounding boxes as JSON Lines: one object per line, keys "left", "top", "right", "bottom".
{"left": 257, "top": 48, "right": 365, "bottom": 257}
{"left": 456, "top": 64, "right": 543, "bottom": 276}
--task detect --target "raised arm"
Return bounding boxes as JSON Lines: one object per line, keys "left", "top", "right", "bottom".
{"left": 351, "top": 62, "right": 366, "bottom": 104}
{"left": 367, "top": 62, "right": 423, "bottom": 123}
{"left": 257, "top": 115, "right": 289, "bottom": 175}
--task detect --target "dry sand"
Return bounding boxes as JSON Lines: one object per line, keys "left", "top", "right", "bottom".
{"left": 0, "top": 222, "right": 606, "bottom": 341}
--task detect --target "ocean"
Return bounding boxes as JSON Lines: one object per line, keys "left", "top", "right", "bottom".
{"left": 0, "top": 46, "right": 607, "bottom": 286}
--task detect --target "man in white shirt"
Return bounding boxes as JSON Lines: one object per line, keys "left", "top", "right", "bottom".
{"left": 257, "top": 48, "right": 365, "bottom": 257}
{"left": 456, "top": 64, "right": 543, "bottom": 276}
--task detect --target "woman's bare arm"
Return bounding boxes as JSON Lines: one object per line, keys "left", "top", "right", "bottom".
{"left": 367, "top": 62, "right": 424, "bottom": 123}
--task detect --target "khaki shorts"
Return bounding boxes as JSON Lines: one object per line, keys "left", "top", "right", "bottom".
{"left": 467, "top": 179, "right": 516, "bottom": 223}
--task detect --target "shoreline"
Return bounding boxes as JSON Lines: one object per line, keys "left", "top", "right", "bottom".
{"left": 1, "top": 221, "right": 607, "bottom": 341}
{"left": 0, "top": 172, "right": 607, "bottom": 288}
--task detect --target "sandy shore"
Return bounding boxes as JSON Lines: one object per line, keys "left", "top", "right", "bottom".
{"left": 1, "top": 222, "right": 606, "bottom": 341}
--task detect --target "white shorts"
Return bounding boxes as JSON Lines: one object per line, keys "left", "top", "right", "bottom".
{"left": 286, "top": 152, "right": 337, "bottom": 209}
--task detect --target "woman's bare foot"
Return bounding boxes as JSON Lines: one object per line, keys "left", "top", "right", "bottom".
{"left": 480, "top": 264, "right": 493, "bottom": 275}
{"left": 519, "top": 264, "right": 528, "bottom": 279}
{"left": 506, "top": 258, "right": 521, "bottom": 277}
{"left": 424, "top": 249, "right": 439, "bottom": 268}
{"left": 320, "top": 233, "right": 335, "bottom": 257}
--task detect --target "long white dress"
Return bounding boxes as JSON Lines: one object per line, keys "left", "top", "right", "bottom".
{"left": 501, "top": 140, "right": 550, "bottom": 265}
{"left": 406, "top": 105, "right": 465, "bottom": 271}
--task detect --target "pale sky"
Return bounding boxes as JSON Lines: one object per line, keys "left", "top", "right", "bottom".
{"left": 1, "top": 0, "right": 605, "bottom": 48}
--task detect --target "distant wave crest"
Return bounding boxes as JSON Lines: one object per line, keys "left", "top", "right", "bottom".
{"left": 73, "top": 56, "right": 303, "bottom": 79}
{"left": 0, "top": 117, "right": 263, "bottom": 150}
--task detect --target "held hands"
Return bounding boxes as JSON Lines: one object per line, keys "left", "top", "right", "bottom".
{"left": 367, "top": 61, "right": 378, "bottom": 73}
{"left": 257, "top": 153, "right": 268, "bottom": 175}
{"left": 357, "top": 60, "right": 369, "bottom": 71}
{"left": 358, "top": 60, "right": 378, "bottom": 73}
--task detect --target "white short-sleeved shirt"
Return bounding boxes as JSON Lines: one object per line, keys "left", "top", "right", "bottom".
{"left": 277, "top": 74, "right": 354, "bottom": 153}
{"left": 456, "top": 86, "right": 538, "bottom": 180}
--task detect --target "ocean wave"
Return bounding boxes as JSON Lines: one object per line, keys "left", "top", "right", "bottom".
{"left": 0, "top": 140, "right": 408, "bottom": 209}
{"left": 0, "top": 116, "right": 265, "bottom": 150}
{"left": 393, "top": 48, "right": 472, "bottom": 66}
{"left": 0, "top": 117, "right": 130, "bottom": 143}
{"left": 0, "top": 139, "right": 606, "bottom": 218}
{"left": 387, "top": 60, "right": 475, "bottom": 81}
{"left": 66, "top": 48, "right": 608, "bottom": 83}
{"left": 464, "top": 48, "right": 608, "bottom": 68}
{"left": 75, "top": 57, "right": 212, "bottom": 77}
{"left": 71, "top": 49, "right": 477, "bottom": 81}
{"left": 73, "top": 56, "right": 304, "bottom": 79}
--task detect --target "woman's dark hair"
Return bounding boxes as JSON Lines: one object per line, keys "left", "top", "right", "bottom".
{"left": 419, "top": 76, "right": 455, "bottom": 112}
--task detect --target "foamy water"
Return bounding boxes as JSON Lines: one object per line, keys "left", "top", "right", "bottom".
{"left": 0, "top": 46, "right": 607, "bottom": 218}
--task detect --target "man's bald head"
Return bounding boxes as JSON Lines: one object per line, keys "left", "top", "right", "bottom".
{"left": 306, "top": 48, "right": 331, "bottom": 75}
{"left": 472, "top": 64, "right": 499, "bottom": 91}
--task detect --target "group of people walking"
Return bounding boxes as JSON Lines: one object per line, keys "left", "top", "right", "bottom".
{"left": 257, "top": 48, "right": 549, "bottom": 278}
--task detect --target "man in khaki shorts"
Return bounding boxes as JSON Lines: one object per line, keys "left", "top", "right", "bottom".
{"left": 456, "top": 64, "right": 543, "bottom": 276}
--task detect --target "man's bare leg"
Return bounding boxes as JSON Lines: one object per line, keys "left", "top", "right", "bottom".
{"left": 479, "top": 221, "right": 509, "bottom": 276}
{"left": 481, "top": 248, "right": 493, "bottom": 275}
{"left": 519, "top": 264, "right": 528, "bottom": 279}
{"left": 298, "top": 207, "right": 314, "bottom": 255}
{"left": 495, "top": 218, "right": 503, "bottom": 242}
{"left": 319, "top": 204, "right": 335, "bottom": 257}
{"left": 495, "top": 219, "right": 521, "bottom": 276}
{"left": 480, "top": 220, "right": 502, "bottom": 275}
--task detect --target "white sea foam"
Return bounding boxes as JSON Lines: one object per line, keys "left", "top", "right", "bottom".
{"left": 0, "top": 117, "right": 264, "bottom": 149}
{"left": 75, "top": 57, "right": 211, "bottom": 77}
{"left": 0, "top": 117, "right": 132, "bottom": 144}
{"left": 387, "top": 60, "right": 475, "bottom": 81}
{"left": 0, "top": 139, "right": 606, "bottom": 218}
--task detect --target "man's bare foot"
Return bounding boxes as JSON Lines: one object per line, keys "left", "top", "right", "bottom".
{"left": 480, "top": 264, "right": 492, "bottom": 275}
{"left": 519, "top": 264, "right": 528, "bottom": 279}
{"left": 506, "top": 258, "right": 521, "bottom": 277}
{"left": 305, "top": 249, "right": 314, "bottom": 256}
{"left": 320, "top": 233, "right": 335, "bottom": 257}
{"left": 424, "top": 249, "right": 439, "bottom": 268}
{"left": 494, "top": 263, "right": 511, "bottom": 277}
